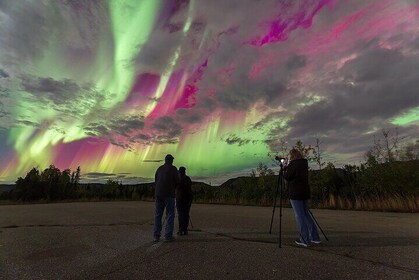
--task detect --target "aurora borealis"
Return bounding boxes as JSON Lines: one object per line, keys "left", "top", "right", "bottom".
{"left": 0, "top": 0, "right": 418, "bottom": 184}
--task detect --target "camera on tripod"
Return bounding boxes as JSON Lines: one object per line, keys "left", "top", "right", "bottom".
{"left": 275, "top": 156, "right": 287, "bottom": 165}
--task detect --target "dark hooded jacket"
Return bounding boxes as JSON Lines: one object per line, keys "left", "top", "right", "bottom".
{"left": 176, "top": 174, "right": 192, "bottom": 202}
{"left": 283, "top": 158, "right": 310, "bottom": 200}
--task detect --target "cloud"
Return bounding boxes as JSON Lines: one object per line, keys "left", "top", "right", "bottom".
{"left": 133, "top": 30, "right": 183, "bottom": 74}
{"left": 0, "top": 69, "right": 9, "bottom": 78}
{"left": 84, "top": 172, "right": 116, "bottom": 178}
{"left": 175, "top": 96, "right": 217, "bottom": 125}
{"left": 251, "top": 111, "right": 287, "bottom": 130}
{"left": 21, "top": 76, "right": 80, "bottom": 104}
{"left": 212, "top": 61, "right": 287, "bottom": 110}
{"left": 84, "top": 114, "right": 145, "bottom": 149}
{"left": 223, "top": 134, "right": 251, "bottom": 146}
{"left": 0, "top": 1, "right": 108, "bottom": 68}
{"left": 84, "top": 113, "right": 186, "bottom": 149}
{"left": 16, "top": 120, "right": 39, "bottom": 127}
{"left": 285, "top": 54, "right": 308, "bottom": 70}
{"left": 149, "top": 116, "right": 183, "bottom": 144}
{"left": 411, "top": 36, "right": 419, "bottom": 50}
{"left": 81, "top": 172, "right": 152, "bottom": 184}
{"left": 273, "top": 46, "right": 419, "bottom": 160}
{"left": 0, "top": 2, "right": 51, "bottom": 64}
{"left": 143, "top": 159, "right": 163, "bottom": 163}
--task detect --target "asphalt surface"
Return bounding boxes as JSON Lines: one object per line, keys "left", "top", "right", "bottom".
{"left": 0, "top": 201, "right": 418, "bottom": 279}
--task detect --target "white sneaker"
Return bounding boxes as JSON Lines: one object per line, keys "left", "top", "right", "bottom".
{"left": 295, "top": 239, "right": 309, "bottom": 247}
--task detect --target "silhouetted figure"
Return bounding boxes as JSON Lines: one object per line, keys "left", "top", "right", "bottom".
{"left": 283, "top": 148, "right": 321, "bottom": 247}
{"left": 176, "top": 166, "right": 193, "bottom": 235}
{"left": 153, "top": 154, "right": 179, "bottom": 242}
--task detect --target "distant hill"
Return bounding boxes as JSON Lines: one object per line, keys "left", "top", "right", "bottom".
{"left": 219, "top": 176, "right": 260, "bottom": 188}
{"left": 0, "top": 184, "right": 15, "bottom": 194}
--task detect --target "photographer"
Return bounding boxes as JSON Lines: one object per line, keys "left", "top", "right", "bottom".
{"left": 283, "top": 149, "right": 321, "bottom": 247}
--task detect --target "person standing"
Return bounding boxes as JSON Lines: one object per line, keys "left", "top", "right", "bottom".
{"left": 153, "top": 154, "right": 179, "bottom": 242}
{"left": 283, "top": 148, "right": 321, "bottom": 247}
{"left": 176, "top": 166, "right": 193, "bottom": 235}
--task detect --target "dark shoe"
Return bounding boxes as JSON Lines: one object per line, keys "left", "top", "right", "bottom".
{"left": 177, "top": 231, "right": 184, "bottom": 236}
{"left": 153, "top": 236, "right": 160, "bottom": 243}
{"left": 164, "top": 236, "right": 175, "bottom": 242}
{"left": 183, "top": 230, "right": 188, "bottom": 235}
{"left": 311, "top": 240, "right": 321, "bottom": 244}
{"left": 295, "top": 239, "right": 309, "bottom": 247}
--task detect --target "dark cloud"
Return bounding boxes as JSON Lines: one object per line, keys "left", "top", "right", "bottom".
{"left": 133, "top": 32, "right": 183, "bottom": 74}
{"left": 149, "top": 116, "right": 183, "bottom": 144}
{"left": 286, "top": 55, "right": 307, "bottom": 70}
{"left": 268, "top": 47, "right": 419, "bottom": 159}
{"left": 148, "top": 97, "right": 161, "bottom": 102}
{"left": 204, "top": 41, "right": 303, "bottom": 112}
{"left": 108, "top": 117, "right": 145, "bottom": 137}
{"left": 143, "top": 159, "right": 164, "bottom": 163}
{"left": 0, "top": 100, "right": 9, "bottom": 118}
{"left": 21, "top": 76, "right": 80, "bottom": 103}
{"left": 214, "top": 70, "right": 287, "bottom": 111}
{"left": 84, "top": 172, "right": 116, "bottom": 178}
{"left": 133, "top": 133, "right": 151, "bottom": 141}
{"left": 84, "top": 114, "right": 145, "bottom": 149}
{"left": 175, "top": 96, "right": 217, "bottom": 125}
{"left": 224, "top": 134, "right": 251, "bottom": 146}
{"left": 0, "top": 1, "right": 108, "bottom": 68}
{"left": 109, "top": 140, "right": 131, "bottom": 150}
{"left": 85, "top": 114, "right": 181, "bottom": 149}
{"left": 0, "top": 1, "right": 57, "bottom": 64}
{"left": 411, "top": 36, "right": 419, "bottom": 50}
{"left": 251, "top": 111, "right": 287, "bottom": 130}
{"left": 81, "top": 172, "right": 153, "bottom": 184}
{"left": 16, "top": 120, "right": 39, "bottom": 127}
{"left": 0, "top": 69, "right": 9, "bottom": 78}
{"left": 84, "top": 123, "right": 109, "bottom": 137}
{"left": 176, "top": 108, "right": 202, "bottom": 123}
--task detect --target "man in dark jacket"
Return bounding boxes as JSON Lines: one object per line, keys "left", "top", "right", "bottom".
{"left": 153, "top": 154, "right": 179, "bottom": 242}
{"left": 283, "top": 148, "right": 320, "bottom": 247}
{"left": 176, "top": 166, "right": 193, "bottom": 235}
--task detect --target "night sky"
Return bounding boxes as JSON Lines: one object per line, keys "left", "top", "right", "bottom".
{"left": 0, "top": 0, "right": 418, "bottom": 184}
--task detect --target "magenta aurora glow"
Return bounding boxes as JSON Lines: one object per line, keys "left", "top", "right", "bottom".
{"left": 0, "top": 0, "right": 418, "bottom": 184}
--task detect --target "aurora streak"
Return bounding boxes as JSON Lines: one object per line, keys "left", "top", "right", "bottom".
{"left": 0, "top": 0, "right": 418, "bottom": 184}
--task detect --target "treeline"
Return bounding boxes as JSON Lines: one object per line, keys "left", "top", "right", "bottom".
{"left": 1, "top": 160, "right": 418, "bottom": 212}
{"left": 192, "top": 130, "right": 419, "bottom": 212}
{"left": 0, "top": 166, "right": 157, "bottom": 202}
{"left": 190, "top": 160, "right": 418, "bottom": 212}
{"left": 12, "top": 166, "right": 81, "bottom": 201}
{"left": 1, "top": 130, "right": 418, "bottom": 212}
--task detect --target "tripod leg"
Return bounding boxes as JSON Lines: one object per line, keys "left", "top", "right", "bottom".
{"left": 278, "top": 171, "right": 283, "bottom": 248}
{"left": 308, "top": 209, "right": 329, "bottom": 241}
{"left": 189, "top": 216, "right": 194, "bottom": 229}
{"left": 269, "top": 173, "right": 281, "bottom": 234}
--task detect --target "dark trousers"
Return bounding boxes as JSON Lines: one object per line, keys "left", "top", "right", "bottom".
{"left": 176, "top": 198, "right": 192, "bottom": 232}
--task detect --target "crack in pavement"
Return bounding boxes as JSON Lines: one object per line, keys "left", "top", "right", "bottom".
{"left": 198, "top": 229, "right": 419, "bottom": 276}
{"left": 1, "top": 222, "right": 152, "bottom": 229}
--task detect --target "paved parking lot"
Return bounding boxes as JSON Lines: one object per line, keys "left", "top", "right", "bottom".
{"left": 0, "top": 201, "right": 418, "bottom": 279}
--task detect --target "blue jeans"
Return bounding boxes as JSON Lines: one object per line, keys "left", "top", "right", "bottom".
{"left": 153, "top": 197, "right": 175, "bottom": 238}
{"left": 290, "top": 199, "right": 320, "bottom": 244}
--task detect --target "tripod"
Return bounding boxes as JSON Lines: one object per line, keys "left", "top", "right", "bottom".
{"left": 308, "top": 209, "right": 329, "bottom": 241}
{"left": 269, "top": 163, "right": 284, "bottom": 248}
